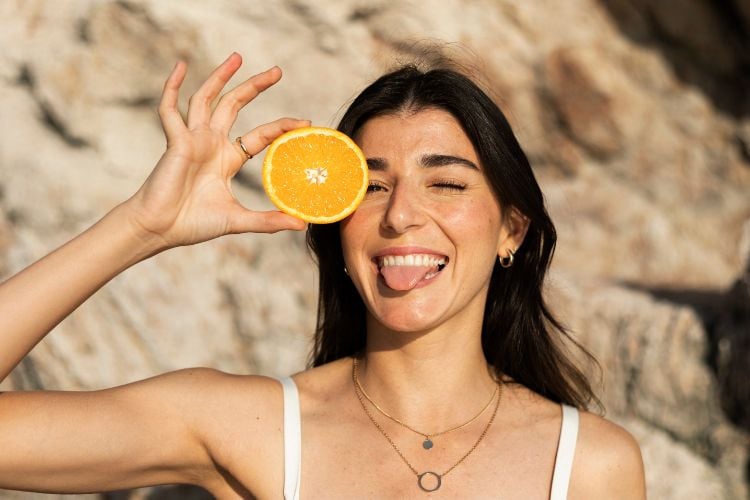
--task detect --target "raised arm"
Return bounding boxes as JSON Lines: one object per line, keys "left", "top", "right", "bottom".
{"left": 0, "top": 53, "right": 307, "bottom": 381}
{"left": 0, "top": 53, "right": 306, "bottom": 493}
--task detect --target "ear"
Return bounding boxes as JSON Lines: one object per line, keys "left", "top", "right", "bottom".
{"left": 497, "top": 207, "right": 530, "bottom": 259}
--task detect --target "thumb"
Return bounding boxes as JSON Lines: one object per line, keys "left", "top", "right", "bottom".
{"left": 227, "top": 204, "right": 307, "bottom": 234}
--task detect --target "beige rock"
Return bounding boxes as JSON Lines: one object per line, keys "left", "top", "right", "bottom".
{"left": 0, "top": 0, "right": 748, "bottom": 498}
{"left": 544, "top": 45, "right": 628, "bottom": 159}
{"left": 625, "top": 417, "right": 728, "bottom": 499}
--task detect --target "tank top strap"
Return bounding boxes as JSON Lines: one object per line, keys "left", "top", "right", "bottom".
{"left": 278, "top": 376, "right": 302, "bottom": 500}
{"left": 550, "top": 404, "right": 579, "bottom": 500}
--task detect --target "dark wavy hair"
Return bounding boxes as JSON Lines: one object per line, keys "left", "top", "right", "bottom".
{"left": 306, "top": 64, "right": 600, "bottom": 410}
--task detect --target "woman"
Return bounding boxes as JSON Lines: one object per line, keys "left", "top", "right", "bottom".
{"left": 0, "top": 53, "right": 645, "bottom": 498}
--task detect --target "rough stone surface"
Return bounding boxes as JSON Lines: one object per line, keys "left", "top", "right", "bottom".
{"left": 0, "top": 0, "right": 748, "bottom": 498}
{"left": 548, "top": 274, "right": 749, "bottom": 499}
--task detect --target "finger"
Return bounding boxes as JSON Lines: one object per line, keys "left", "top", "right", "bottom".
{"left": 158, "top": 60, "right": 188, "bottom": 143}
{"left": 228, "top": 206, "right": 307, "bottom": 234}
{"left": 210, "top": 66, "right": 283, "bottom": 134}
{"left": 186, "top": 53, "right": 243, "bottom": 129}
{"left": 232, "top": 118, "right": 312, "bottom": 167}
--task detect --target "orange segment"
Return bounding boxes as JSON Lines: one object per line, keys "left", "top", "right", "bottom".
{"left": 262, "top": 127, "right": 368, "bottom": 223}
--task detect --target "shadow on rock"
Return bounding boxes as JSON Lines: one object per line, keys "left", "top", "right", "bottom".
{"left": 628, "top": 251, "right": 750, "bottom": 487}
{"left": 600, "top": 0, "right": 750, "bottom": 118}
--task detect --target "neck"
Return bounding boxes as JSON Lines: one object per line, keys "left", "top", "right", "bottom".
{"left": 358, "top": 315, "right": 498, "bottom": 428}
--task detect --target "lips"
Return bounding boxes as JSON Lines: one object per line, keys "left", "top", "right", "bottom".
{"left": 374, "top": 250, "right": 449, "bottom": 291}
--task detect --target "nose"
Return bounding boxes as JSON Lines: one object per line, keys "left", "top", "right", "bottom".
{"left": 380, "top": 181, "right": 427, "bottom": 234}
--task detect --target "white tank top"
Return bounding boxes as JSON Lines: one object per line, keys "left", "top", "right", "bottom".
{"left": 278, "top": 376, "right": 579, "bottom": 500}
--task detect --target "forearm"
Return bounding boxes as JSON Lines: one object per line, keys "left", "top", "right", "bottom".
{"left": 0, "top": 203, "right": 165, "bottom": 381}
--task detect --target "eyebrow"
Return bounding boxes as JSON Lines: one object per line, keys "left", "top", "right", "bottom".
{"left": 366, "top": 158, "right": 387, "bottom": 171}
{"left": 421, "top": 154, "right": 479, "bottom": 170}
{"left": 366, "top": 154, "right": 479, "bottom": 171}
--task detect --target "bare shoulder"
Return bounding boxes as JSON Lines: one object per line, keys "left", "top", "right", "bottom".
{"left": 119, "top": 367, "right": 285, "bottom": 456}
{"left": 143, "top": 368, "right": 286, "bottom": 496}
{"left": 289, "top": 358, "right": 354, "bottom": 419}
{"left": 570, "top": 410, "right": 646, "bottom": 499}
{"left": 291, "top": 357, "right": 351, "bottom": 393}
{"left": 121, "top": 367, "right": 282, "bottom": 417}
{"left": 153, "top": 367, "right": 284, "bottom": 432}
{"left": 498, "top": 382, "right": 645, "bottom": 498}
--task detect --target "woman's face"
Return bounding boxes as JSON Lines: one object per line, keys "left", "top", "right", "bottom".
{"left": 340, "top": 108, "right": 514, "bottom": 333}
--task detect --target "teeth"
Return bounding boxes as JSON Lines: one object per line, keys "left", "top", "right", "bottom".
{"left": 379, "top": 254, "right": 447, "bottom": 268}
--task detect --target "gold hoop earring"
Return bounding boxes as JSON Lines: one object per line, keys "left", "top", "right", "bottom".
{"left": 499, "top": 249, "right": 515, "bottom": 268}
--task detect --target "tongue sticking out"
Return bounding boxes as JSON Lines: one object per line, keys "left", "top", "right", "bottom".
{"left": 380, "top": 265, "right": 436, "bottom": 291}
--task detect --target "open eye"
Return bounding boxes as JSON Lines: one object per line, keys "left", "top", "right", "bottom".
{"left": 366, "top": 181, "right": 388, "bottom": 193}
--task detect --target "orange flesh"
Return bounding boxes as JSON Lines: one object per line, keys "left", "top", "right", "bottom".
{"left": 264, "top": 130, "right": 367, "bottom": 222}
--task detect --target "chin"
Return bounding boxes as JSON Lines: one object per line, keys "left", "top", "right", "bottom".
{"left": 367, "top": 303, "right": 446, "bottom": 334}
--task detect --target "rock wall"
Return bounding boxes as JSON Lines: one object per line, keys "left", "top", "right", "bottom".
{"left": 0, "top": 0, "right": 748, "bottom": 498}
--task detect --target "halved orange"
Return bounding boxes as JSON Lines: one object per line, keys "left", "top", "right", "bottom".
{"left": 262, "top": 126, "right": 368, "bottom": 224}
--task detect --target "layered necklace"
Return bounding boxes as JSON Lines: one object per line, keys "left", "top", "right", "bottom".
{"left": 352, "top": 357, "right": 502, "bottom": 492}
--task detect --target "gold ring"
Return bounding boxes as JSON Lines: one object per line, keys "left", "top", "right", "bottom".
{"left": 235, "top": 136, "right": 253, "bottom": 160}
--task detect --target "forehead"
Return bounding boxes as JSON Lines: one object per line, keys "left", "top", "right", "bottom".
{"left": 355, "top": 108, "right": 478, "bottom": 163}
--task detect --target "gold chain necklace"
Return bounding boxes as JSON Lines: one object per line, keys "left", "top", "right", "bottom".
{"left": 353, "top": 357, "right": 498, "bottom": 450}
{"left": 352, "top": 357, "right": 502, "bottom": 492}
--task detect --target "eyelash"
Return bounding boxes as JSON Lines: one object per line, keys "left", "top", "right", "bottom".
{"left": 432, "top": 180, "right": 466, "bottom": 192}
{"left": 366, "top": 181, "right": 387, "bottom": 193}
{"left": 366, "top": 180, "right": 467, "bottom": 193}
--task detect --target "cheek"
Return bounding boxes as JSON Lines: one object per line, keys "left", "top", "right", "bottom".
{"left": 435, "top": 197, "right": 502, "bottom": 236}
{"left": 340, "top": 197, "right": 385, "bottom": 236}
{"left": 339, "top": 208, "right": 374, "bottom": 262}
{"left": 436, "top": 198, "right": 504, "bottom": 273}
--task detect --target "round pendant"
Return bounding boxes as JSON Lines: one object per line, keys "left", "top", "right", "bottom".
{"left": 417, "top": 471, "right": 442, "bottom": 492}
{"left": 423, "top": 438, "right": 434, "bottom": 450}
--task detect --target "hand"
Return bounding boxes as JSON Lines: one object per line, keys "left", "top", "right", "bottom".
{"left": 124, "top": 53, "right": 309, "bottom": 250}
